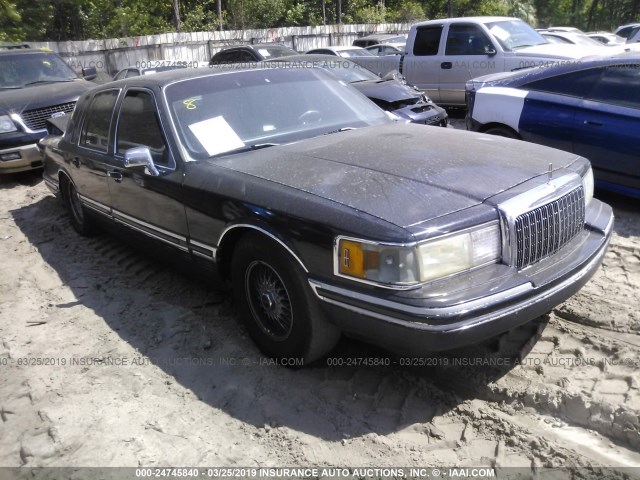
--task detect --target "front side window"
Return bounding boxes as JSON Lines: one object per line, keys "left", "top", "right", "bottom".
{"left": 524, "top": 68, "right": 604, "bottom": 98}
{"left": 413, "top": 26, "right": 443, "bottom": 56}
{"left": 116, "top": 90, "right": 171, "bottom": 166}
{"left": 445, "top": 25, "right": 495, "bottom": 55}
{"left": 588, "top": 65, "right": 640, "bottom": 109}
{"left": 79, "top": 90, "right": 119, "bottom": 152}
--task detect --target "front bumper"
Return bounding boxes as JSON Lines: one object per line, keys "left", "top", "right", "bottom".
{"left": 309, "top": 199, "right": 613, "bottom": 354}
{"left": 0, "top": 143, "right": 44, "bottom": 173}
{"left": 395, "top": 103, "right": 448, "bottom": 127}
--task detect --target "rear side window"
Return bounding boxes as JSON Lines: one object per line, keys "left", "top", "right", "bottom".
{"left": 116, "top": 90, "right": 171, "bottom": 166}
{"left": 413, "top": 26, "right": 443, "bottom": 56}
{"left": 524, "top": 68, "right": 604, "bottom": 98}
{"left": 79, "top": 90, "right": 119, "bottom": 152}
{"left": 588, "top": 65, "right": 640, "bottom": 109}
{"left": 445, "top": 25, "right": 494, "bottom": 55}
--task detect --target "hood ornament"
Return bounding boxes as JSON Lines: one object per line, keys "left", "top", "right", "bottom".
{"left": 548, "top": 163, "right": 553, "bottom": 182}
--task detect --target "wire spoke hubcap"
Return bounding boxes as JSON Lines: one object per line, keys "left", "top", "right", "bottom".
{"left": 246, "top": 261, "right": 293, "bottom": 341}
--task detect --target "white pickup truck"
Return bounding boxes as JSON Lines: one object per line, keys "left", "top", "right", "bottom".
{"left": 351, "top": 16, "right": 604, "bottom": 105}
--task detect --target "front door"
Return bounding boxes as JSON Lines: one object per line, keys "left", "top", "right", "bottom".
{"left": 108, "top": 88, "right": 189, "bottom": 251}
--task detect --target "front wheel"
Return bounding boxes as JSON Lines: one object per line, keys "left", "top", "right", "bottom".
{"left": 64, "top": 178, "right": 98, "bottom": 236}
{"left": 231, "top": 233, "right": 340, "bottom": 365}
{"left": 483, "top": 125, "right": 520, "bottom": 139}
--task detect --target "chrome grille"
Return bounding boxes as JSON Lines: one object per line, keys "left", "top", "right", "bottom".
{"left": 19, "top": 102, "right": 76, "bottom": 131}
{"left": 514, "top": 186, "right": 585, "bottom": 269}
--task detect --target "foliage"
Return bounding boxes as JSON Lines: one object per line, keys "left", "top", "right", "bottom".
{"left": 0, "top": 0, "right": 639, "bottom": 41}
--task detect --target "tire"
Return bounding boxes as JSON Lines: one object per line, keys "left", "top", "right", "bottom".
{"left": 483, "top": 126, "right": 520, "bottom": 139}
{"left": 231, "top": 233, "right": 340, "bottom": 365}
{"left": 63, "top": 178, "right": 98, "bottom": 237}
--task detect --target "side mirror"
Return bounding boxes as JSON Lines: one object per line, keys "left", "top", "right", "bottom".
{"left": 485, "top": 47, "right": 497, "bottom": 56}
{"left": 82, "top": 66, "right": 97, "bottom": 81}
{"left": 124, "top": 147, "right": 159, "bottom": 176}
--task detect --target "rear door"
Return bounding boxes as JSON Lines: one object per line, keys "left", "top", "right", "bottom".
{"left": 572, "top": 65, "right": 640, "bottom": 191}
{"left": 108, "top": 88, "right": 190, "bottom": 251}
{"left": 65, "top": 88, "right": 120, "bottom": 215}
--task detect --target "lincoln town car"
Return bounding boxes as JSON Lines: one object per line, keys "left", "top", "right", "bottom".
{"left": 40, "top": 67, "right": 614, "bottom": 364}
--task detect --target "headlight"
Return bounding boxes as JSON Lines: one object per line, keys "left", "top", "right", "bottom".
{"left": 0, "top": 115, "right": 17, "bottom": 133}
{"left": 336, "top": 223, "right": 502, "bottom": 287}
{"left": 582, "top": 167, "right": 594, "bottom": 206}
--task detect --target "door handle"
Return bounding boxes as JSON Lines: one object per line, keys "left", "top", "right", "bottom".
{"left": 441, "top": 62, "right": 452, "bottom": 69}
{"left": 583, "top": 120, "right": 603, "bottom": 127}
{"left": 107, "top": 170, "right": 123, "bottom": 182}
{"left": 71, "top": 157, "right": 81, "bottom": 167}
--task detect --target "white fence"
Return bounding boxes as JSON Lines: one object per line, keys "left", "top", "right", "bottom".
{"left": 28, "top": 23, "right": 411, "bottom": 76}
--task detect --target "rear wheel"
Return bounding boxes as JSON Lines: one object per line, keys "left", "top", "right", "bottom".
{"left": 63, "top": 178, "right": 98, "bottom": 236}
{"left": 483, "top": 125, "right": 520, "bottom": 139}
{"left": 231, "top": 233, "right": 340, "bottom": 365}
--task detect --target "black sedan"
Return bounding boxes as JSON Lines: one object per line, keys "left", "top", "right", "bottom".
{"left": 265, "top": 55, "right": 448, "bottom": 126}
{"left": 40, "top": 66, "right": 613, "bottom": 364}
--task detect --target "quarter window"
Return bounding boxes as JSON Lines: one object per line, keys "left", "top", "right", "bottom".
{"left": 524, "top": 68, "right": 604, "bottom": 98}
{"left": 79, "top": 90, "right": 118, "bottom": 152}
{"left": 116, "top": 90, "right": 170, "bottom": 166}
{"left": 588, "top": 65, "right": 640, "bottom": 109}
{"left": 413, "top": 26, "right": 443, "bottom": 56}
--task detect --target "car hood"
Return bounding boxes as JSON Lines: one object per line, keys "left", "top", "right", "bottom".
{"left": 513, "top": 43, "right": 607, "bottom": 58}
{"left": 0, "top": 80, "right": 94, "bottom": 114}
{"left": 214, "top": 123, "right": 580, "bottom": 229}
{"left": 350, "top": 79, "right": 421, "bottom": 103}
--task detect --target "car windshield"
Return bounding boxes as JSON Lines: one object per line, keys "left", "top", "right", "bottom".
{"left": 485, "top": 20, "right": 549, "bottom": 51}
{"left": 256, "top": 46, "right": 297, "bottom": 59}
{"left": 568, "top": 33, "right": 608, "bottom": 46}
{"left": 0, "top": 52, "right": 78, "bottom": 88}
{"left": 339, "top": 48, "right": 375, "bottom": 57}
{"left": 166, "top": 68, "right": 390, "bottom": 159}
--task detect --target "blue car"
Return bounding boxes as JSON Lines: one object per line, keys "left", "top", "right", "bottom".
{"left": 465, "top": 55, "right": 640, "bottom": 198}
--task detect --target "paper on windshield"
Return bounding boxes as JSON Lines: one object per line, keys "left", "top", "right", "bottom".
{"left": 258, "top": 49, "right": 271, "bottom": 57}
{"left": 489, "top": 25, "right": 509, "bottom": 42}
{"left": 188, "top": 116, "right": 245, "bottom": 156}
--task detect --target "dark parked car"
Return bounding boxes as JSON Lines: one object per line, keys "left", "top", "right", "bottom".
{"left": 466, "top": 55, "right": 640, "bottom": 198}
{"left": 0, "top": 46, "right": 96, "bottom": 174}
{"left": 265, "top": 55, "right": 447, "bottom": 126}
{"left": 209, "top": 44, "right": 297, "bottom": 65}
{"left": 113, "top": 60, "right": 194, "bottom": 80}
{"left": 352, "top": 34, "right": 407, "bottom": 48}
{"left": 40, "top": 66, "right": 612, "bottom": 364}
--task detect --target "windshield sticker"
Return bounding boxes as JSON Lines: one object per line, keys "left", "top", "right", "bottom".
{"left": 258, "top": 49, "right": 271, "bottom": 57}
{"left": 489, "top": 25, "right": 509, "bottom": 41}
{"left": 188, "top": 116, "right": 245, "bottom": 156}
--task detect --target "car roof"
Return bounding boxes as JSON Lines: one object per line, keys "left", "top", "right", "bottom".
{"left": 0, "top": 48, "right": 55, "bottom": 57}
{"left": 412, "top": 16, "right": 519, "bottom": 27}
{"left": 218, "top": 43, "right": 289, "bottom": 51}
{"left": 99, "top": 63, "right": 326, "bottom": 91}
{"left": 312, "top": 45, "right": 366, "bottom": 51}
{"left": 265, "top": 53, "right": 359, "bottom": 64}
{"left": 478, "top": 53, "right": 640, "bottom": 87}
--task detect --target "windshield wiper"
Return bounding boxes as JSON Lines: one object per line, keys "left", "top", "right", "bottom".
{"left": 324, "top": 127, "right": 357, "bottom": 135}
{"left": 211, "top": 143, "right": 279, "bottom": 158}
{"left": 23, "top": 79, "right": 74, "bottom": 86}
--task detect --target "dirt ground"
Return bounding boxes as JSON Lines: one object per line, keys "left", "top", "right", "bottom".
{"left": 1, "top": 161, "right": 639, "bottom": 478}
